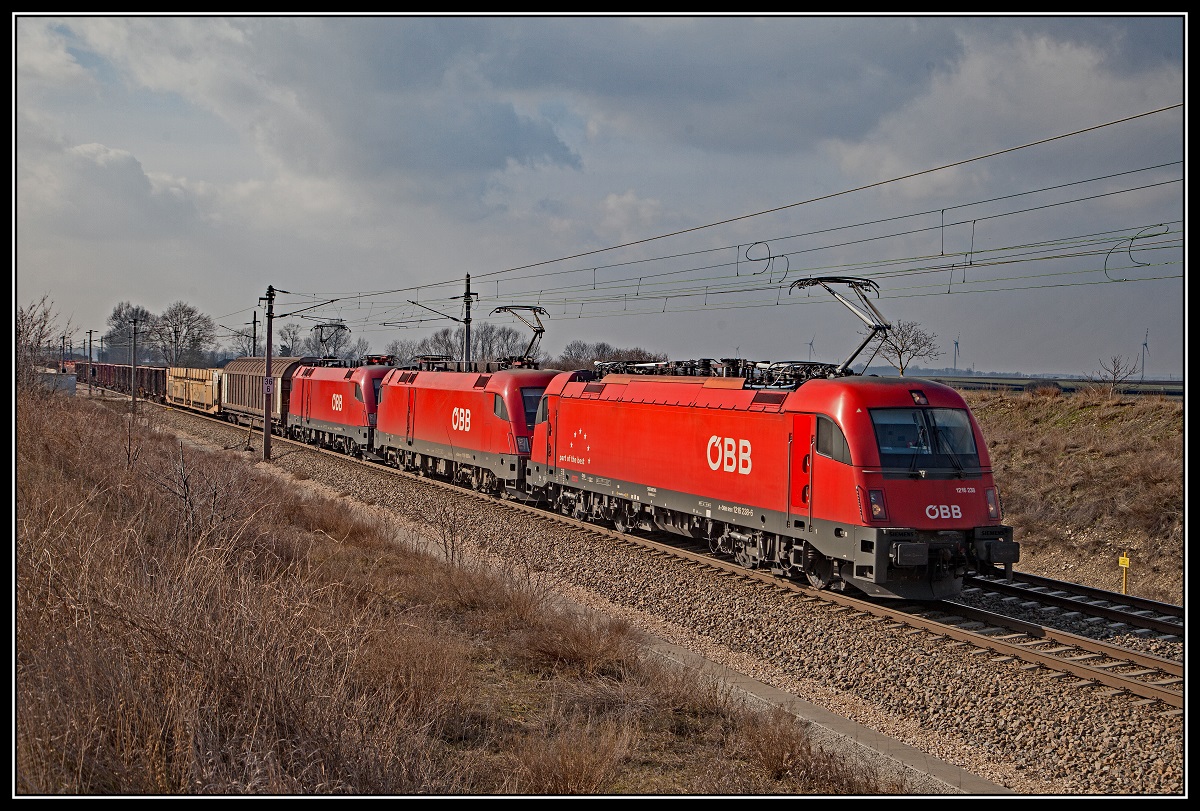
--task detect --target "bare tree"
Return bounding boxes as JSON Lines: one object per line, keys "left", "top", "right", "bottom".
{"left": 555, "top": 339, "right": 595, "bottom": 370}
{"left": 869, "top": 320, "right": 941, "bottom": 376}
{"left": 277, "top": 322, "right": 303, "bottom": 357}
{"left": 417, "top": 327, "right": 460, "bottom": 359}
{"left": 302, "top": 322, "right": 351, "bottom": 358}
{"left": 103, "top": 302, "right": 154, "bottom": 363}
{"left": 343, "top": 337, "right": 371, "bottom": 361}
{"left": 146, "top": 301, "right": 217, "bottom": 366}
{"left": 16, "top": 294, "right": 72, "bottom": 392}
{"left": 1093, "top": 354, "right": 1140, "bottom": 396}
{"left": 385, "top": 336, "right": 423, "bottom": 366}
{"left": 553, "top": 340, "right": 666, "bottom": 369}
{"left": 227, "top": 327, "right": 257, "bottom": 359}
{"left": 470, "top": 322, "right": 529, "bottom": 363}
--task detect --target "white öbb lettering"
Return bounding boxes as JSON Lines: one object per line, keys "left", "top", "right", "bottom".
{"left": 926, "top": 504, "right": 962, "bottom": 519}
{"left": 331, "top": 393, "right": 343, "bottom": 411}
{"left": 706, "top": 436, "right": 751, "bottom": 474}
{"left": 452, "top": 407, "right": 472, "bottom": 431}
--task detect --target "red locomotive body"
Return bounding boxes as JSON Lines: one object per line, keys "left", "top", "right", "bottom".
{"left": 528, "top": 370, "right": 1017, "bottom": 600}
{"left": 375, "top": 367, "right": 559, "bottom": 494}
{"left": 287, "top": 357, "right": 396, "bottom": 456}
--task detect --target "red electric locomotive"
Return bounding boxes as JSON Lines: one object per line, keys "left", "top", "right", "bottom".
{"left": 374, "top": 359, "right": 560, "bottom": 495}
{"left": 525, "top": 278, "right": 1018, "bottom": 600}
{"left": 287, "top": 355, "right": 397, "bottom": 457}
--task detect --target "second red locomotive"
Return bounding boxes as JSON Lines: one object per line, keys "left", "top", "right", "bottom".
{"left": 374, "top": 363, "right": 560, "bottom": 495}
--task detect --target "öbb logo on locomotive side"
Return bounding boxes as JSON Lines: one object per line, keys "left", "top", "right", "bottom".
{"left": 452, "top": 407, "right": 472, "bottom": 431}
{"left": 331, "top": 393, "right": 343, "bottom": 411}
{"left": 707, "top": 436, "right": 752, "bottom": 474}
{"left": 926, "top": 504, "right": 963, "bottom": 519}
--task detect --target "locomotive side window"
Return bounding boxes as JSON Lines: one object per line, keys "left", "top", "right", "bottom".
{"left": 533, "top": 394, "right": 549, "bottom": 424}
{"left": 871, "top": 408, "right": 980, "bottom": 472}
{"left": 354, "top": 383, "right": 364, "bottom": 403}
{"left": 522, "top": 388, "right": 546, "bottom": 425}
{"left": 374, "top": 378, "right": 383, "bottom": 403}
{"left": 493, "top": 394, "right": 510, "bottom": 420}
{"left": 816, "top": 416, "right": 852, "bottom": 464}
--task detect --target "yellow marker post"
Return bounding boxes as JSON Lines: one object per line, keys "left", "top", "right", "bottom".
{"left": 1119, "top": 551, "right": 1130, "bottom": 595}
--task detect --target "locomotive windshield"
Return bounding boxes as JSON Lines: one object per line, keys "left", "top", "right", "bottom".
{"left": 870, "top": 408, "right": 980, "bottom": 474}
{"left": 521, "top": 388, "right": 546, "bottom": 426}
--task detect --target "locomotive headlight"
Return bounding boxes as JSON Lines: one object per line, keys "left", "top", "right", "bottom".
{"left": 868, "top": 489, "right": 888, "bottom": 521}
{"left": 985, "top": 488, "right": 1000, "bottom": 520}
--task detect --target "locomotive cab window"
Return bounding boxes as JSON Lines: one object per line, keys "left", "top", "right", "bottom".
{"left": 493, "top": 394, "right": 510, "bottom": 420}
{"left": 354, "top": 384, "right": 364, "bottom": 403}
{"left": 534, "top": 394, "right": 549, "bottom": 425}
{"left": 522, "top": 388, "right": 546, "bottom": 426}
{"left": 816, "top": 416, "right": 852, "bottom": 464}
{"left": 870, "top": 408, "right": 980, "bottom": 473}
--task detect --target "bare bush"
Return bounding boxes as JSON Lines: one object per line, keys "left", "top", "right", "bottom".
{"left": 1091, "top": 354, "right": 1140, "bottom": 396}
{"left": 504, "top": 716, "right": 637, "bottom": 794}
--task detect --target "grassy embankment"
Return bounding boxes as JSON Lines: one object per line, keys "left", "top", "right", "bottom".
{"left": 963, "top": 386, "right": 1183, "bottom": 604}
{"left": 15, "top": 386, "right": 898, "bottom": 795}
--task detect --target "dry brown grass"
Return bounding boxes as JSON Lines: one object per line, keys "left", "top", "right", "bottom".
{"left": 963, "top": 389, "right": 1183, "bottom": 603}
{"left": 16, "top": 387, "right": 901, "bottom": 795}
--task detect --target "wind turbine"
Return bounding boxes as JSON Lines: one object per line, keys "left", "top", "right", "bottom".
{"left": 808, "top": 336, "right": 816, "bottom": 361}
{"left": 953, "top": 335, "right": 960, "bottom": 372}
{"left": 1140, "top": 329, "right": 1149, "bottom": 381}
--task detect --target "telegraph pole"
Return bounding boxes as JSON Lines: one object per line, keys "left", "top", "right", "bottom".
{"left": 260, "top": 287, "right": 276, "bottom": 461}
{"left": 129, "top": 318, "right": 140, "bottom": 413}
{"left": 464, "top": 274, "right": 474, "bottom": 366}
{"left": 86, "top": 330, "right": 95, "bottom": 396}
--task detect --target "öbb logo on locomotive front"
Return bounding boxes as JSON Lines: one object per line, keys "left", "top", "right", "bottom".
{"left": 926, "top": 504, "right": 963, "bottom": 519}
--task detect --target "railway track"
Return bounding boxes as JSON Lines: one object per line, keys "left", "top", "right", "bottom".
{"left": 963, "top": 571, "right": 1183, "bottom": 637}
{"left": 131, "top": 396, "right": 1186, "bottom": 712}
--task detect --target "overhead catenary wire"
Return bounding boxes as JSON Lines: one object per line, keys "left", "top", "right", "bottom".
{"left": 205, "top": 104, "right": 1181, "bottom": 343}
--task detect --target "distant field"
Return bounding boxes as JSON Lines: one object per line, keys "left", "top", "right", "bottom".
{"left": 924, "top": 375, "right": 1182, "bottom": 398}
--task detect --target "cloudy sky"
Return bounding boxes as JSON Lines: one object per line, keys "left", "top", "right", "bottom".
{"left": 14, "top": 14, "right": 1185, "bottom": 377}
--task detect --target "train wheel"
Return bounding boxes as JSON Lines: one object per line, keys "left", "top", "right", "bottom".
{"left": 733, "top": 536, "right": 755, "bottom": 569}
{"left": 804, "top": 557, "right": 835, "bottom": 590}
